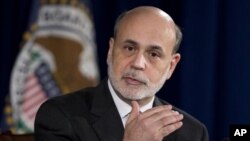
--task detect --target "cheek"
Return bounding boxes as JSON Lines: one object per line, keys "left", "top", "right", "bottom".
{"left": 111, "top": 54, "right": 129, "bottom": 75}
{"left": 147, "top": 63, "right": 169, "bottom": 82}
{"left": 112, "top": 61, "right": 122, "bottom": 75}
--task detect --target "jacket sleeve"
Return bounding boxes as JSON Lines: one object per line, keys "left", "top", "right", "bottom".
{"left": 34, "top": 100, "right": 77, "bottom": 141}
{"left": 201, "top": 124, "right": 209, "bottom": 141}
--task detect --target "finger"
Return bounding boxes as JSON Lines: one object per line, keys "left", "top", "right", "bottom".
{"left": 150, "top": 110, "right": 181, "bottom": 124}
{"left": 160, "top": 113, "right": 183, "bottom": 126}
{"left": 160, "top": 121, "right": 183, "bottom": 137}
{"left": 148, "top": 112, "right": 183, "bottom": 131}
{"left": 141, "top": 105, "right": 172, "bottom": 119}
{"left": 126, "top": 101, "right": 140, "bottom": 124}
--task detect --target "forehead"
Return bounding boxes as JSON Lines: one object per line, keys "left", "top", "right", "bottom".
{"left": 115, "top": 13, "right": 176, "bottom": 52}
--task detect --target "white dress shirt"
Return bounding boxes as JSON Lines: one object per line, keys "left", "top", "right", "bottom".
{"left": 108, "top": 79, "right": 154, "bottom": 127}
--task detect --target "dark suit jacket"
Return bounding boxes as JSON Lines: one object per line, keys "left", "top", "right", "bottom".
{"left": 35, "top": 79, "right": 209, "bottom": 141}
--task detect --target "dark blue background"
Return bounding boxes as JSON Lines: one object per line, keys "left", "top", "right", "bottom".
{"left": 1, "top": 1, "right": 250, "bottom": 141}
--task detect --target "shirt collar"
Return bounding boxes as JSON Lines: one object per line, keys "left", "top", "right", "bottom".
{"left": 108, "top": 79, "right": 154, "bottom": 118}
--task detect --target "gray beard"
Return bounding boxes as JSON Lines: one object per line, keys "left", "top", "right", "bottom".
{"left": 107, "top": 59, "right": 168, "bottom": 100}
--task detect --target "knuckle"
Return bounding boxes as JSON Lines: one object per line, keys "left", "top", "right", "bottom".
{"left": 137, "top": 115, "right": 143, "bottom": 121}
{"left": 140, "top": 119, "right": 148, "bottom": 128}
{"left": 137, "top": 116, "right": 149, "bottom": 129}
{"left": 169, "top": 124, "right": 176, "bottom": 131}
{"left": 162, "top": 116, "right": 173, "bottom": 124}
{"left": 152, "top": 133, "right": 161, "bottom": 141}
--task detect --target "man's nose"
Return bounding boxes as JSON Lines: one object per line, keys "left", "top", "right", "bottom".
{"left": 131, "top": 53, "right": 146, "bottom": 70}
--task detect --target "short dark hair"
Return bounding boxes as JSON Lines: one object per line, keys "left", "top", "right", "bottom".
{"left": 113, "top": 11, "right": 127, "bottom": 38}
{"left": 173, "top": 25, "right": 182, "bottom": 53}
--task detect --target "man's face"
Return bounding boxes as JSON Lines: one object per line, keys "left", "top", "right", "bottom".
{"left": 107, "top": 14, "right": 180, "bottom": 101}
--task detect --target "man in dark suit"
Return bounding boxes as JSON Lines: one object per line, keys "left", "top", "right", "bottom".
{"left": 35, "top": 6, "right": 209, "bottom": 141}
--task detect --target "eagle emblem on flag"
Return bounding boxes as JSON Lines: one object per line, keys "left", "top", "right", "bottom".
{"left": 10, "top": 0, "right": 99, "bottom": 133}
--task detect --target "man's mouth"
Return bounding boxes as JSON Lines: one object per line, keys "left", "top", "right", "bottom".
{"left": 123, "top": 77, "right": 145, "bottom": 85}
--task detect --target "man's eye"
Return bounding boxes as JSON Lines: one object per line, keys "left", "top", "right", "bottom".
{"left": 122, "top": 45, "right": 136, "bottom": 56}
{"left": 124, "top": 46, "right": 135, "bottom": 52}
{"left": 150, "top": 52, "right": 160, "bottom": 58}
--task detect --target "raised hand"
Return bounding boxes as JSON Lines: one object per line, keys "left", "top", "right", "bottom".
{"left": 123, "top": 101, "right": 183, "bottom": 141}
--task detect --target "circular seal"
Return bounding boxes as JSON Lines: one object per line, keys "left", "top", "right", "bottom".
{"left": 10, "top": 2, "right": 99, "bottom": 133}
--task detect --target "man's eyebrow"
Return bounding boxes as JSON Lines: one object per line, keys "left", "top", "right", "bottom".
{"left": 148, "top": 45, "right": 164, "bottom": 52}
{"left": 124, "top": 39, "right": 138, "bottom": 45}
{"left": 123, "top": 39, "right": 164, "bottom": 52}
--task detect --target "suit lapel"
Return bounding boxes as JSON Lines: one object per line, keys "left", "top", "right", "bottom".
{"left": 92, "top": 106, "right": 124, "bottom": 141}
{"left": 153, "top": 96, "right": 165, "bottom": 106}
{"left": 90, "top": 79, "right": 124, "bottom": 141}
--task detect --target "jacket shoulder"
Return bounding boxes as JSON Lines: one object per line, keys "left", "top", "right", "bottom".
{"left": 157, "top": 98, "right": 209, "bottom": 141}
{"left": 40, "top": 79, "right": 108, "bottom": 118}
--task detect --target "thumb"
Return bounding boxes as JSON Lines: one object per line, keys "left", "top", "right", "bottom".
{"left": 126, "top": 101, "right": 140, "bottom": 124}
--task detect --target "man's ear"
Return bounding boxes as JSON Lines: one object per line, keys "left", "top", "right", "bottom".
{"left": 166, "top": 53, "right": 181, "bottom": 80}
{"left": 107, "top": 38, "right": 114, "bottom": 64}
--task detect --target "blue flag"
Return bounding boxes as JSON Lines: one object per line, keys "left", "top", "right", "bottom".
{"left": 3, "top": 0, "right": 99, "bottom": 134}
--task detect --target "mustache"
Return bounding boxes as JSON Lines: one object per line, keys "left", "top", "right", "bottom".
{"left": 122, "top": 69, "right": 149, "bottom": 85}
